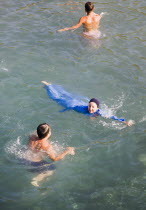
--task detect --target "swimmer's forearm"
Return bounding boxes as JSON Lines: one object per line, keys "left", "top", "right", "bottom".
{"left": 58, "top": 27, "right": 70, "bottom": 32}
{"left": 49, "top": 150, "right": 70, "bottom": 161}
{"left": 58, "top": 26, "right": 77, "bottom": 32}
{"left": 108, "top": 115, "right": 134, "bottom": 126}
{"left": 51, "top": 151, "right": 69, "bottom": 161}
{"left": 58, "top": 18, "right": 83, "bottom": 32}
{"left": 49, "top": 147, "right": 75, "bottom": 161}
{"left": 123, "top": 120, "right": 135, "bottom": 126}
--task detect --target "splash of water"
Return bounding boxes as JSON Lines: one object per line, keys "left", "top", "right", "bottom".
{"left": 5, "top": 135, "right": 68, "bottom": 160}
{"left": 0, "top": 59, "right": 8, "bottom": 72}
{"left": 100, "top": 12, "right": 109, "bottom": 17}
{"left": 99, "top": 120, "right": 126, "bottom": 130}
{"left": 5, "top": 136, "right": 27, "bottom": 159}
{"left": 139, "top": 115, "right": 146, "bottom": 123}
{"left": 99, "top": 93, "right": 126, "bottom": 129}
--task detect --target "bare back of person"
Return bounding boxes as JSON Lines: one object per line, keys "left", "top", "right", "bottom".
{"left": 83, "top": 12, "right": 100, "bottom": 32}
{"left": 81, "top": 12, "right": 101, "bottom": 39}
{"left": 58, "top": 2, "right": 102, "bottom": 39}
{"left": 25, "top": 134, "right": 50, "bottom": 162}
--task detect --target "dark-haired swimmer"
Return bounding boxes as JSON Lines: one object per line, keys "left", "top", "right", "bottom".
{"left": 58, "top": 2, "right": 103, "bottom": 39}
{"left": 41, "top": 81, "right": 135, "bottom": 127}
{"left": 25, "top": 123, "right": 75, "bottom": 186}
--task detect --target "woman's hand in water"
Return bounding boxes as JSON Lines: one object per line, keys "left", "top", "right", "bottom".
{"left": 57, "top": 28, "right": 68, "bottom": 32}
{"left": 100, "top": 12, "right": 108, "bottom": 17}
{"left": 124, "top": 120, "right": 135, "bottom": 126}
{"left": 67, "top": 147, "right": 75, "bottom": 155}
{"left": 57, "top": 29, "right": 63, "bottom": 32}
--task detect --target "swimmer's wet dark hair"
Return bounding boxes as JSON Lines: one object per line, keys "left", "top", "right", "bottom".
{"left": 37, "top": 123, "right": 51, "bottom": 139}
{"left": 85, "top": 2, "right": 94, "bottom": 13}
{"left": 89, "top": 98, "right": 100, "bottom": 108}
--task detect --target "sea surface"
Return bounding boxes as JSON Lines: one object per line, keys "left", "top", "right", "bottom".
{"left": 0, "top": 0, "right": 146, "bottom": 209}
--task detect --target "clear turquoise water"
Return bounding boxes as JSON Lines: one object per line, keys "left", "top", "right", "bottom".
{"left": 0, "top": 0, "right": 146, "bottom": 209}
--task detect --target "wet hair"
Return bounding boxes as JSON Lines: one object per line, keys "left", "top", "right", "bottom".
{"left": 37, "top": 123, "right": 51, "bottom": 139}
{"left": 85, "top": 2, "right": 94, "bottom": 13}
{"left": 89, "top": 98, "right": 100, "bottom": 108}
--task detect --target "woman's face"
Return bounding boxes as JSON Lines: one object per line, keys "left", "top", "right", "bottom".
{"left": 88, "top": 102, "right": 98, "bottom": 113}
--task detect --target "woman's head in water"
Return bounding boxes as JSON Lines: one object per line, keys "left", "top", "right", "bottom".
{"left": 85, "top": 2, "right": 94, "bottom": 14}
{"left": 88, "top": 98, "right": 99, "bottom": 113}
{"left": 37, "top": 123, "right": 51, "bottom": 139}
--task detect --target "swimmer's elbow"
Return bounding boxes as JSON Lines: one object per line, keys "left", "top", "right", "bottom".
{"left": 48, "top": 155, "right": 57, "bottom": 161}
{"left": 74, "top": 24, "right": 81, "bottom": 29}
{"left": 68, "top": 25, "right": 80, "bottom": 30}
{"left": 71, "top": 20, "right": 83, "bottom": 30}
{"left": 49, "top": 152, "right": 68, "bottom": 161}
{"left": 49, "top": 155, "right": 61, "bottom": 161}
{"left": 51, "top": 157, "right": 62, "bottom": 161}
{"left": 51, "top": 157, "right": 58, "bottom": 161}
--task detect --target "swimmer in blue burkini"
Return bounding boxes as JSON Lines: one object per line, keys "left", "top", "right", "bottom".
{"left": 41, "top": 81, "right": 135, "bottom": 127}
{"left": 24, "top": 123, "right": 75, "bottom": 186}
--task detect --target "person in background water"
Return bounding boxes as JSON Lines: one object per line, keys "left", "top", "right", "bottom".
{"left": 41, "top": 81, "right": 135, "bottom": 127}
{"left": 25, "top": 123, "right": 75, "bottom": 186}
{"left": 58, "top": 2, "right": 103, "bottom": 39}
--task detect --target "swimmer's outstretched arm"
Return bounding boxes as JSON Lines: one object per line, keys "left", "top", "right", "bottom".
{"left": 57, "top": 17, "right": 85, "bottom": 32}
{"left": 123, "top": 120, "right": 135, "bottom": 126}
{"left": 46, "top": 146, "right": 75, "bottom": 161}
{"left": 99, "top": 110, "right": 135, "bottom": 127}
{"left": 41, "top": 81, "right": 51, "bottom": 86}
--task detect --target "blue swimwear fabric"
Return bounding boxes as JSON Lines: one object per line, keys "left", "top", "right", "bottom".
{"left": 19, "top": 159, "right": 56, "bottom": 173}
{"left": 44, "top": 84, "right": 125, "bottom": 122}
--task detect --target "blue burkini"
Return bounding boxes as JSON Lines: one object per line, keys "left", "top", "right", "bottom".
{"left": 44, "top": 84, "right": 125, "bottom": 122}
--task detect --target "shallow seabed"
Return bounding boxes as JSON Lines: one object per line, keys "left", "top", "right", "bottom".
{"left": 0, "top": 0, "right": 146, "bottom": 209}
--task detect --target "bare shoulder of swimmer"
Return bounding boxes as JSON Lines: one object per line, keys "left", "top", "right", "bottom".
{"left": 95, "top": 13, "right": 102, "bottom": 20}
{"left": 29, "top": 133, "right": 38, "bottom": 142}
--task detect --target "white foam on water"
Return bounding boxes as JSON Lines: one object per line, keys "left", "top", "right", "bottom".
{"left": 0, "top": 59, "right": 9, "bottom": 72}
{"left": 98, "top": 93, "right": 126, "bottom": 129}
{"left": 5, "top": 134, "right": 71, "bottom": 161}
{"left": 139, "top": 115, "right": 146, "bottom": 123}
{"left": 51, "top": 141, "right": 66, "bottom": 153}
{"left": 100, "top": 12, "right": 109, "bottom": 17}
{"left": 5, "top": 136, "right": 27, "bottom": 159}
{"left": 99, "top": 119, "right": 126, "bottom": 130}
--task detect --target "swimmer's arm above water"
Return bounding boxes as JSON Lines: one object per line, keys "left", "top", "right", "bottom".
{"left": 46, "top": 146, "right": 75, "bottom": 161}
{"left": 57, "top": 13, "right": 103, "bottom": 32}
{"left": 57, "top": 17, "right": 85, "bottom": 32}
{"left": 122, "top": 120, "right": 135, "bottom": 126}
{"left": 98, "top": 110, "right": 135, "bottom": 126}
{"left": 109, "top": 116, "right": 135, "bottom": 126}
